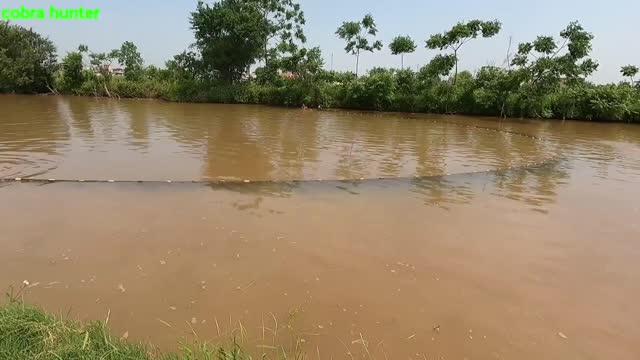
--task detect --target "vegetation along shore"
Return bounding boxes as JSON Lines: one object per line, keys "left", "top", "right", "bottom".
{"left": 0, "top": 286, "right": 290, "bottom": 360}
{"left": 1, "top": 0, "right": 639, "bottom": 122}
{"left": 0, "top": 299, "right": 250, "bottom": 360}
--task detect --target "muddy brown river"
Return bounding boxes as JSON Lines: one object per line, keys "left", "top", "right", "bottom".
{"left": 1, "top": 95, "right": 639, "bottom": 359}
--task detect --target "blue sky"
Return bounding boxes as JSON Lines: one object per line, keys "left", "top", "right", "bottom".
{"left": 5, "top": 0, "right": 640, "bottom": 82}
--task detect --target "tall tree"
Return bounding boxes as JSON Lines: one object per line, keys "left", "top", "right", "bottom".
{"left": 110, "top": 41, "right": 144, "bottom": 80}
{"left": 426, "top": 19, "right": 502, "bottom": 84}
{"left": 336, "top": 14, "right": 383, "bottom": 77}
{"left": 511, "top": 21, "right": 599, "bottom": 117}
{"left": 389, "top": 35, "right": 416, "bottom": 70}
{"left": 512, "top": 21, "right": 599, "bottom": 90}
{"left": 258, "top": 0, "right": 306, "bottom": 66}
{"left": 621, "top": 65, "right": 638, "bottom": 86}
{"left": 0, "top": 21, "right": 57, "bottom": 93}
{"left": 191, "top": 0, "right": 269, "bottom": 84}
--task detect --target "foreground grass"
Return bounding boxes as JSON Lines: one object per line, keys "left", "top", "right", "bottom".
{"left": 0, "top": 298, "right": 249, "bottom": 360}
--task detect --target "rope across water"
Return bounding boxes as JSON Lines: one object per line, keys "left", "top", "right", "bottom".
{"left": 0, "top": 118, "right": 560, "bottom": 185}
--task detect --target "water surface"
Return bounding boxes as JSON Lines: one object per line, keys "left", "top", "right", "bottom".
{"left": 0, "top": 96, "right": 554, "bottom": 181}
{"left": 1, "top": 95, "right": 639, "bottom": 359}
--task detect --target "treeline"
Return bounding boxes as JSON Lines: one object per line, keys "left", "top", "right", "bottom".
{"left": 1, "top": 0, "right": 639, "bottom": 122}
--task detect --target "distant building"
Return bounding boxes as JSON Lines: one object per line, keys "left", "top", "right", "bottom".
{"left": 279, "top": 71, "right": 297, "bottom": 80}
{"left": 112, "top": 67, "right": 125, "bottom": 76}
{"left": 91, "top": 64, "right": 125, "bottom": 77}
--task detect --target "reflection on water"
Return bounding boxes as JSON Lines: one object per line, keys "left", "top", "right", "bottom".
{"left": 1, "top": 96, "right": 553, "bottom": 181}
{"left": 409, "top": 177, "right": 475, "bottom": 209}
{"left": 490, "top": 160, "right": 570, "bottom": 213}
{"left": 1, "top": 95, "right": 639, "bottom": 211}
{"left": 0, "top": 95, "right": 639, "bottom": 217}
{"left": 206, "top": 181, "right": 299, "bottom": 199}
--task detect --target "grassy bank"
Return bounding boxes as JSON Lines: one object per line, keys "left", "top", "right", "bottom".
{"left": 0, "top": 297, "right": 249, "bottom": 360}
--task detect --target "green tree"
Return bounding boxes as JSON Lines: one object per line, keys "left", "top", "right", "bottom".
{"left": 280, "top": 47, "right": 324, "bottom": 82}
{"left": 420, "top": 54, "right": 457, "bottom": 80}
{"left": 426, "top": 19, "right": 502, "bottom": 84}
{"left": 621, "top": 65, "right": 638, "bottom": 86}
{"left": 166, "top": 51, "right": 203, "bottom": 80}
{"left": 472, "top": 66, "right": 522, "bottom": 117}
{"left": 415, "top": 54, "right": 457, "bottom": 113}
{"left": 87, "top": 52, "right": 117, "bottom": 97}
{"left": 191, "top": 0, "right": 269, "bottom": 84}
{"left": 89, "top": 52, "right": 113, "bottom": 79}
{"left": 258, "top": 0, "right": 306, "bottom": 66}
{"left": 336, "top": 14, "right": 383, "bottom": 77}
{"left": 340, "top": 68, "right": 396, "bottom": 111}
{"left": 110, "top": 41, "right": 144, "bottom": 80}
{"left": 389, "top": 35, "right": 416, "bottom": 70}
{"left": 511, "top": 21, "right": 599, "bottom": 116}
{"left": 0, "top": 21, "right": 57, "bottom": 93}
{"left": 61, "top": 51, "right": 84, "bottom": 92}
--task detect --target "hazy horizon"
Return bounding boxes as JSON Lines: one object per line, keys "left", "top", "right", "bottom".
{"left": 5, "top": 0, "right": 639, "bottom": 83}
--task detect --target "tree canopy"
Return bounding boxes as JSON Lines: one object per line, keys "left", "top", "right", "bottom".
{"left": 621, "top": 65, "right": 638, "bottom": 85}
{"left": 0, "top": 21, "right": 57, "bottom": 93}
{"left": 60, "top": 51, "right": 84, "bottom": 92}
{"left": 110, "top": 41, "right": 144, "bottom": 80}
{"left": 426, "top": 20, "right": 502, "bottom": 83}
{"left": 511, "top": 21, "right": 598, "bottom": 101}
{"left": 190, "top": 0, "right": 270, "bottom": 83}
{"left": 259, "top": 0, "right": 306, "bottom": 65}
{"left": 389, "top": 35, "right": 416, "bottom": 69}
{"left": 336, "top": 14, "right": 383, "bottom": 76}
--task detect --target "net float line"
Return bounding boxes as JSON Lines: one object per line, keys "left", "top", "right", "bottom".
{"left": 0, "top": 156, "right": 560, "bottom": 185}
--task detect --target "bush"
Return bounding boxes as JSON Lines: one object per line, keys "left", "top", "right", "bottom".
{"left": 71, "top": 71, "right": 637, "bottom": 122}
{"left": 584, "top": 84, "right": 636, "bottom": 121}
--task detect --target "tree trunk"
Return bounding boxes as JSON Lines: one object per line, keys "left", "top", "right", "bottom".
{"left": 453, "top": 50, "right": 458, "bottom": 85}
{"left": 401, "top": 54, "right": 404, "bottom": 70}
{"left": 264, "top": 42, "right": 269, "bottom": 67}
{"left": 263, "top": 10, "right": 269, "bottom": 67}
{"left": 355, "top": 50, "right": 360, "bottom": 77}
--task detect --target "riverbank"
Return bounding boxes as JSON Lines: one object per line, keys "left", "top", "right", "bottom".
{"left": 3, "top": 18, "right": 639, "bottom": 123}
{"left": 0, "top": 295, "right": 251, "bottom": 360}
{"left": 5, "top": 0, "right": 640, "bottom": 126}
{"left": 11, "top": 75, "right": 640, "bottom": 124}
